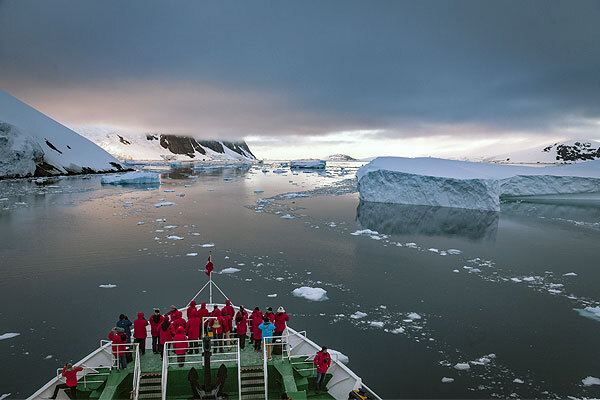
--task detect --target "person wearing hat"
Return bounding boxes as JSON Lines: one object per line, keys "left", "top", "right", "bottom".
{"left": 50, "top": 362, "right": 83, "bottom": 399}
{"left": 264, "top": 307, "right": 275, "bottom": 323}
{"left": 314, "top": 346, "right": 331, "bottom": 394}
{"left": 116, "top": 314, "right": 132, "bottom": 342}
{"left": 274, "top": 306, "right": 289, "bottom": 337}
{"left": 167, "top": 305, "right": 178, "bottom": 322}
{"left": 149, "top": 308, "right": 164, "bottom": 354}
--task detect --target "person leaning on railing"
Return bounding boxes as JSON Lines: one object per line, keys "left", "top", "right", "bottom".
{"left": 50, "top": 363, "right": 83, "bottom": 399}
{"left": 108, "top": 327, "right": 128, "bottom": 370}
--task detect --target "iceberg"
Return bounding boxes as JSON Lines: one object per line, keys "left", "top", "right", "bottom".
{"left": 290, "top": 159, "right": 326, "bottom": 169}
{"left": 357, "top": 157, "right": 600, "bottom": 211}
{"left": 101, "top": 171, "right": 160, "bottom": 185}
{"left": 292, "top": 286, "right": 328, "bottom": 301}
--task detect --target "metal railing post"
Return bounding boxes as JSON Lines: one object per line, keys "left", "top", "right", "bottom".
{"left": 161, "top": 342, "right": 168, "bottom": 400}
{"left": 263, "top": 338, "right": 268, "bottom": 400}
{"left": 236, "top": 338, "right": 241, "bottom": 400}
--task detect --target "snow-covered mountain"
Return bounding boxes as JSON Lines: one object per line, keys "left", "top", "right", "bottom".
{"left": 77, "top": 130, "right": 256, "bottom": 162}
{"left": 0, "top": 90, "right": 127, "bottom": 179}
{"left": 487, "top": 139, "right": 600, "bottom": 164}
{"left": 327, "top": 154, "right": 357, "bottom": 161}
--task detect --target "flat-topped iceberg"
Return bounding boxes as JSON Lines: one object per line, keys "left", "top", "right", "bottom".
{"left": 357, "top": 157, "right": 600, "bottom": 211}
{"left": 290, "top": 159, "right": 326, "bottom": 169}
{"left": 101, "top": 171, "right": 160, "bottom": 185}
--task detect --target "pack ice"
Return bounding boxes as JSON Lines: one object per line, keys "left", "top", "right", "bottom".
{"left": 357, "top": 157, "right": 600, "bottom": 211}
{"left": 0, "top": 90, "right": 126, "bottom": 178}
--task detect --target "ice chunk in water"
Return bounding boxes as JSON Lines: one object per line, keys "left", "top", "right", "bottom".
{"left": 0, "top": 332, "right": 20, "bottom": 340}
{"left": 101, "top": 171, "right": 159, "bottom": 185}
{"left": 99, "top": 284, "right": 117, "bottom": 288}
{"left": 221, "top": 268, "right": 240, "bottom": 274}
{"left": 350, "top": 311, "right": 367, "bottom": 319}
{"left": 292, "top": 286, "right": 328, "bottom": 301}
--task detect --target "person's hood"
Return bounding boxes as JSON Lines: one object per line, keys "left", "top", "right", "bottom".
{"left": 190, "top": 301, "right": 196, "bottom": 307}
{"left": 137, "top": 312, "right": 145, "bottom": 319}
{"left": 188, "top": 309, "right": 197, "bottom": 318}
{"left": 200, "top": 302, "right": 206, "bottom": 309}
{"left": 176, "top": 326, "right": 185, "bottom": 334}
{"left": 225, "top": 300, "right": 231, "bottom": 306}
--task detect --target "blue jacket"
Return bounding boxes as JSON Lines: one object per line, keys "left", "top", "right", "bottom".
{"left": 117, "top": 319, "right": 133, "bottom": 338}
{"left": 258, "top": 322, "right": 275, "bottom": 339}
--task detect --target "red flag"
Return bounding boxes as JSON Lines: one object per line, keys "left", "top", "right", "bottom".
{"left": 205, "top": 255, "right": 214, "bottom": 276}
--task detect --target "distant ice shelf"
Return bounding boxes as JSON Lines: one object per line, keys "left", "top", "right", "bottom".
{"left": 357, "top": 157, "right": 600, "bottom": 211}
{"left": 290, "top": 159, "right": 326, "bottom": 169}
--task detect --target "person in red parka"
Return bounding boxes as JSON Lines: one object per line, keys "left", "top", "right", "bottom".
{"left": 187, "top": 301, "right": 198, "bottom": 319}
{"left": 274, "top": 306, "right": 290, "bottom": 336}
{"left": 222, "top": 300, "right": 235, "bottom": 347}
{"left": 159, "top": 317, "right": 175, "bottom": 358}
{"left": 314, "top": 347, "right": 331, "bottom": 394}
{"left": 250, "top": 307, "right": 263, "bottom": 351}
{"left": 197, "top": 302, "right": 210, "bottom": 332}
{"left": 167, "top": 305, "right": 178, "bottom": 321}
{"left": 50, "top": 363, "right": 83, "bottom": 399}
{"left": 235, "top": 306, "right": 248, "bottom": 350}
{"left": 210, "top": 314, "right": 225, "bottom": 353}
{"left": 186, "top": 309, "right": 201, "bottom": 354}
{"left": 173, "top": 326, "right": 188, "bottom": 367}
{"left": 149, "top": 308, "right": 164, "bottom": 354}
{"left": 108, "top": 327, "right": 128, "bottom": 369}
{"left": 134, "top": 312, "right": 149, "bottom": 355}
{"left": 173, "top": 310, "right": 186, "bottom": 330}
{"left": 264, "top": 307, "right": 275, "bottom": 323}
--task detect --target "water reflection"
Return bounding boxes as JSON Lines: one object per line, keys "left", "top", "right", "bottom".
{"left": 356, "top": 201, "right": 500, "bottom": 241}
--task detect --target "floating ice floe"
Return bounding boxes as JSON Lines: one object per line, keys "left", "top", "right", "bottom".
{"left": 369, "top": 321, "right": 384, "bottom": 328}
{"left": 350, "top": 229, "right": 379, "bottom": 236}
{"left": 582, "top": 376, "right": 600, "bottom": 386}
{"left": 254, "top": 189, "right": 264, "bottom": 193}
{"left": 153, "top": 202, "right": 175, "bottom": 208}
{"left": 164, "top": 189, "right": 175, "bottom": 192}
{"left": 290, "top": 159, "right": 326, "bottom": 169}
{"left": 390, "top": 327, "right": 405, "bottom": 334}
{"left": 350, "top": 311, "right": 367, "bottom": 319}
{"left": 280, "top": 214, "right": 295, "bottom": 219}
{"left": 137, "top": 222, "right": 145, "bottom": 225}
{"left": 454, "top": 363, "right": 470, "bottom": 370}
{"left": 101, "top": 171, "right": 159, "bottom": 185}
{"left": 446, "top": 249, "right": 462, "bottom": 255}
{"left": 513, "top": 378, "right": 524, "bottom": 384}
{"left": 186, "top": 253, "right": 198, "bottom": 257}
{"left": 44, "top": 355, "right": 53, "bottom": 359}
{"left": 563, "top": 272, "right": 578, "bottom": 276}
{"left": 221, "top": 268, "right": 241, "bottom": 274}
{"left": 267, "top": 294, "right": 278, "bottom": 298}
{"left": 201, "top": 243, "right": 215, "bottom": 248}
{"left": 0, "top": 333, "right": 20, "bottom": 341}
{"left": 167, "top": 236, "right": 184, "bottom": 240}
{"left": 282, "top": 193, "right": 309, "bottom": 199}
{"left": 407, "top": 312, "right": 422, "bottom": 320}
{"left": 99, "top": 284, "right": 117, "bottom": 288}
{"left": 441, "top": 377, "right": 454, "bottom": 383}
{"left": 510, "top": 277, "right": 522, "bottom": 283}
{"left": 163, "top": 225, "right": 177, "bottom": 229}
{"left": 292, "top": 287, "right": 328, "bottom": 301}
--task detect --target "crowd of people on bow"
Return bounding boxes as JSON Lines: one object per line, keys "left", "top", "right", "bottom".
{"left": 107, "top": 300, "right": 291, "bottom": 369}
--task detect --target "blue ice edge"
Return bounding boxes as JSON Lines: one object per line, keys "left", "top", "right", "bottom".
{"left": 574, "top": 308, "right": 600, "bottom": 322}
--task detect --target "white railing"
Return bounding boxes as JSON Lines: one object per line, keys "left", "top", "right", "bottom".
{"left": 161, "top": 338, "right": 240, "bottom": 399}
{"left": 132, "top": 344, "right": 141, "bottom": 400}
{"left": 99, "top": 340, "right": 139, "bottom": 370}
{"left": 263, "top": 338, "right": 268, "bottom": 400}
{"left": 161, "top": 344, "right": 168, "bottom": 400}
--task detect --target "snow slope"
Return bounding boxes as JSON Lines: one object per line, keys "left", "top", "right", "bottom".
{"left": 487, "top": 139, "right": 600, "bottom": 164}
{"left": 77, "top": 129, "right": 255, "bottom": 161}
{"left": 0, "top": 90, "right": 126, "bottom": 178}
{"left": 357, "top": 157, "right": 600, "bottom": 211}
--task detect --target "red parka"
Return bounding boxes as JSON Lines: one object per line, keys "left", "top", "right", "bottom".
{"left": 159, "top": 320, "right": 175, "bottom": 345}
{"left": 274, "top": 312, "right": 290, "bottom": 332}
{"left": 251, "top": 312, "right": 263, "bottom": 340}
{"left": 186, "top": 314, "right": 201, "bottom": 340}
{"left": 264, "top": 312, "right": 275, "bottom": 323}
{"left": 62, "top": 365, "right": 83, "bottom": 387}
{"left": 134, "top": 312, "right": 149, "bottom": 339}
{"left": 235, "top": 313, "right": 248, "bottom": 335}
{"left": 150, "top": 314, "right": 164, "bottom": 337}
{"left": 173, "top": 327, "right": 188, "bottom": 355}
{"left": 108, "top": 330, "right": 127, "bottom": 357}
{"left": 314, "top": 351, "right": 331, "bottom": 373}
{"left": 222, "top": 300, "right": 235, "bottom": 330}
{"left": 173, "top": 311, "right": 186, "bottom": 330}
{"left": 187, "top": 301, "right": 198, "bottom": 319}
{"left": 197, "top": 303, "right": 210, "bottom": 325}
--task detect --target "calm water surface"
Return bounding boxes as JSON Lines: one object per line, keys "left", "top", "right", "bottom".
{"left": 1, "top": 162, "right": 599, "bottom": 399}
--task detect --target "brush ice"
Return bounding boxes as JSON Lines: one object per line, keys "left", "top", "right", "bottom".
{"left": 292, "top": 286, "right": 328, "bottom": 301}
{"left": 101, "top": 171, "right": 159, "bottom": 185}
{"left": 357, "top": 157, "right": 600, "bottom": 211}
{"left": 0, "top": 333, "right": 20, "bottom": 340}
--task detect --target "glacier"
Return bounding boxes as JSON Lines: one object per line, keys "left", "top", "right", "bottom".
{"left": 357, "top": 157, "right": 600, "bottom": 211}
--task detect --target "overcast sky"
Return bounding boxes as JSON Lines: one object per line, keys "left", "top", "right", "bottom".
{"left": 1, "top": 0, "right": 599, "bottom": 159}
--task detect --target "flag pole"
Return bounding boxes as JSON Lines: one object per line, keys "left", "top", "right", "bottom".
{"left": 209, "top": 251, "right": 213, "bottom": 304}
